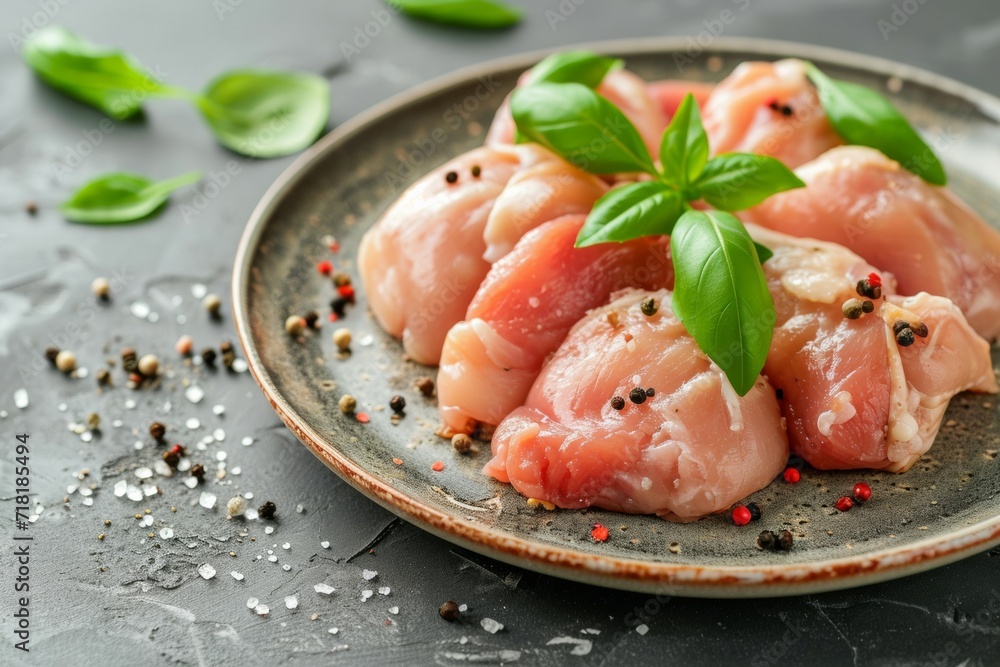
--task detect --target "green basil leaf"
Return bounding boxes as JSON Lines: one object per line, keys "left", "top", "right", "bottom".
{"left": 670, "top": 210, "right": 775, "bottom": 396}
{"left": 527, "top": 51, "right": 623, "bottom": 87}
{"left": 387, "top": 0, "right": 522, "bottom": 28}
{"left": 805, "top": 64, "right": 946, "bottom": 186}
{"left": 659, "top": 93, "right": 709, "bottom": 189}
{"left": 575, "top": 182, "right": 683, "bottom": 247}
{"left": 511, "top": 82, "right": 657, "bottom": 175}
{"left": 21, "top": 26, "right": 165, "bottom": 120}
{"left": 60, "top": 171, "right": 201, "bottom": 224}
{"left": 753, "top": 241, "right": 773, "bottom": 264}
{"left": 196, "top": 70, "right": 330, "bottom": 158}
{"left": 695, "top": 153, "right": 805, "bottom": 211}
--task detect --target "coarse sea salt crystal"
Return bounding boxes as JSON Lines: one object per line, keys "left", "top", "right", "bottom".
{"left": 126, "top": 485, "right": 143, "bottom": 502}
{"left": 459, "top": 604, "right": 468, "bottom": 612}
{"left": 114, "top": 480, "right": 127, "bottom": 497}
{"left": 264, "top": 526, "right": 274, "bottom": 534}
{"left": 481, "top": 618, "right": 504, "bottom": 634}
{"left": 198, "top": 563, "right": 216, "bottom": 580}
{"left": 328, "top": 628, "right": 339, "bottom": 635}
{"left": 79, "top": 487, "right": 93, "bottom": 497}
{"left": 82, "top": 498, "right": 93, "bottom": 507}
{"left": 58, "top": 403, "right": 68, "bottom": 412}
{"left": 214, "top": 428, "right": 226, "bottom": 441}
{"left": 282, "top": 564, "right": 291, "bottom": 572}
{"left": 635, "top": 624, "right": 649, "bottom": 635}
{"left": 160, "top": 528, "right": 174, "bottom": 539}
{"left": 142, "top": 484, "right": 157, "bottom": 497}
{"left": 231, "top": 571, "right": 244, "bottom": 581}
{"left": 362, "top": 569, "right": 377, "bottom": 581}
{"left": 186, "top": 417, "right": 201, "bottom": 430}
{"left": 232, "top": 359, "right": 248, "bottom": 373}
{"left": 255, "top": 604, "right": 269, "bottom": 616}
{"left": 136, "top": 467, "right": 153, "bottom": 479}
{"left": 268, "top": 555, "right": 278, "bottom": 563}
{"left": 185, "top": 385, "right": 205, "bottom": 404}
{"left": 285, "top": 595, "right": 298, "bottom": 609}
{"left": 320, "top": 541, "right": 330, "bottom": 549}
{"left": 125, "top": 400, "right": 136, "bottom": 409}
{"left": 216, "top": 451, "right": 227, "bottom": 461}
{"left": 314, "top": 583, "right": 335, "bottom": 595}
{"left": 213, "top": 404, "right": 225, "bottom": 415}
{"left": 142, "top": 515, "right": 154, "bottom": 526}
{"left": 378, "top": 587, "right": 390, "bottom": 596}
{"left": 244, "top": 508, "right": 259, "bottom": 520}
{"left": 14, "top": 389, "right": 29, "bottom": 409}
{"left": 199, "top": 492, "right": 217, "bottom": 509}
{"left": 192, "top": 284, "right": 207, "bottom": 299}
{"left": 247, "top": 597, "right": 259, "bottom": 608}
{"left": 388, "top": 606, "right": 399, "bottom": 615}
{"left": 242, "top": 436, "right": 254, "bottom": 446}
{"left": 361, "top": 590, "right": 373, "bottom": 601}
{"left": 282, "top": 542, "right": 290, "bottom": 550}
{"left": 183, "top": 477, "right": 199, "bottom": 489}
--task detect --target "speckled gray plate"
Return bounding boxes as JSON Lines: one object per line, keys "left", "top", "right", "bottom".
{"left": 233, "top": 38, "right": 1000, "bottom": 597}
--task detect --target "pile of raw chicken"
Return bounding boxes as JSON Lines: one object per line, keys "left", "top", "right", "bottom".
{"left": 359, "top": 59, "right": 1000, "bottom": 521}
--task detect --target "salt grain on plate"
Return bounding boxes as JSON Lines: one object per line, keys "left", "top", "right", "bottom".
{"left": 282, "top": 542, "right": 290, "bottom": 550}
{"left": 58, "top": 403, "right": 67, "bottom": 412}
{"left": 126, "top": 485, "right": 143, "bottom": 502}
{"left": 134, "top": 441, "right": 144, "bottom": 450}
{"left": 213, "top": 404, "right": 225, "bottom": 416}
{"left": 198, "top": 563, "right": 216, "bottom": 580}
{"left": 458, "top": 604, "right": 468, "bottom": 612}
{"left": 231, "top": 571, "right": 245, "bottom": 581}
{"left": 244, "top": 508, "right": 259, "bottom": 520}
{"left": 154, "top": 460, "right": 173, "bottom": 477}
{"left": 268, "top": 555, "right": 278, "bottom": 563}
{"left": 186, "top": 418, "right": 201, "bottom": 430}
{"left": 185, "top": 385, "right": 205, "bottom": 404}
{"left": 328, "top": 628, "right": 339, "bottom": 635}
{"left": 635, "top": 624, "right": 649, "bottom": 635}
{"left": 264, "top": 526, "right": 274, "bottom": 534}
{"left": 314, "top": 583, "right": 335, "bottom": 595}
{"left": 142, "top": 515, "right": 153, "bottom": 526}
{"left": 296, "top": 504, "right": 304, "bottom": 513}
{"left": 214, "top": 428, "right": 226, "bottom": 441}
{"left": 160, "top": 528, "right": 174, "bottom": 539}
{"left": 232, "top": 359, "right": 248, "bottom": 373}
{"left": 254, "top": 604, "right": 269, "bottom": 616}
{"left": 199, "top": 492, "right": 217, "bottom": 509}
{"left": 14, "top": 389, "right": 29, "bottom": 409}
{"left": 481, "top": 618, "right": 504, "bottom": 634}
{"left": 216, "top": 451, "right": 227, "bottom": 461}
{"left": 362, "top": 569, "right": 377, "bottom": 581}
{"left": 142, "top": 484, "right": 157, "bottom": 497}
{"left": 320, "top": 541, "right": 330, "bottom": 549}
{"left": 136, "top": 467, "right": 153, "bottom": 479}
{"left": 247, "top": 597, "right": 259, "bottom": 608}
{"left": 125, "top": 400, "right": 136, "bottom": 409}
{"left": 130, "top": 301, "right": 150, "bottom": 319}
{"left": 231, "top": 467, "right": 241, "bottom": 475}
{"left": 192, "top": 284, "right": 207, "bottom": 299}
{"left": 378, "top": 587, "right": 390, "bottom": 596}
{"left": 112, "top": 419, "right": 123, "bottom": 428}
{"left": 113, "top": 480, "right": 127, "bottom": 497}
{"left": 388, "top": 606, "right": 399, "bottom": 615}
{"left": 285, "top": 595, "right": 298, "bottom": 609}
{"left": 183, "top": 477, "right": 199, "bottom": 489}
{"left": 361, "top": 590, "right": 373, "bottom": 601}
{"left": 282, "top": 564, "right": 291, "bottom": 572}
{"left": 79, "top": 487, "right": 93, "bottom": 497}
{"left": 80, "top": 432, "right": 93, "bottom": 443}
{"left": 242, "top": 436, "right": 254, "bottom": 446}
{"left": 82, "top": 498, "right": 93, "bottom": 507}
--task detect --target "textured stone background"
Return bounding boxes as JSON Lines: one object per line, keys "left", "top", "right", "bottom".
{"left": 2, "top": 1, "right": 1000, "bottom": 665}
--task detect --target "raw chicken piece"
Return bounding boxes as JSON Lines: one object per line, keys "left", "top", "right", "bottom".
{"left": 744, "top": 146, "right": 1000, "bottom": 340}
{"left": 752, "top": 225, "right": 998, "bottom": 471}
{"left": 646, "top": 79, "right": 714, "bottom": 118}
{"left": 486, "top": 69, "right": 668, "bottom": 156}
{"left": 439, "top": 215, "right": 672, "bottom": 433}
{"left": 485, "top": 289, "right": 788, "bottom": 520}
{"left": 359, "top": 144, "right": 604, "bottom": 365}
{"left": 702, "top": 59, "right": 841, "bottom": 168}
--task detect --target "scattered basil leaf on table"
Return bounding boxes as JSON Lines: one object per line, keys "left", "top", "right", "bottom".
{"left": 60, "top": 171, "right": 202, "bottom": 224}
{"left": 576, "top": 182, "right": 684, "bottom": 247}
{"left": 510, "top": 82, "right": 658, "bottom": 175}
{"left": 22, "top": 26, "right": 330, "bottom": 158}
{"left": 805, "top": 63, "right": 947, "bottom": 185}
{"left": 387, "top": 0, "right": 522, "bottom": 28}
{"left": 527, "top": 51, "right": 623, "bottom": 87}
{"left": 658, "top": 93, "right": 709, "bottom": 190}
{"left": 21, "top": 26, "right": 169, "bottom": 120}
{"left": 670, "top": 210, "right": 775, "bottom": 396}
{"left": 695, "top": 153, "right": 806, "bottom": 211}
{"left": 195, "top": 71, "right": 330, "bottom": 158}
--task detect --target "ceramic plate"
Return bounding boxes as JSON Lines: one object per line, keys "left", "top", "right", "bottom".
{"left": 233, "top": 38, "right": 1000, "bottom": 597}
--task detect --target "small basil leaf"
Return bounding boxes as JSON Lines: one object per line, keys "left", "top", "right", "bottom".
{"left": 60, "top": 171, "right": 201, "bottom": 224}
{"left": 575, "top": 182, "right": 683, "bottom": 247}
{"left": 805, "top": 64, "right": 946, "bottom": 186}
{"left": 527, "top": 51, "right": 623, "bottom": 87}
{"left": 659, "top": 93, "right": 709, "bottom": 188}
{"left": 670, "top": 210, "right": 775, "bottom": 396}
{"left": 753, "top": 242, "right": 774, "bottom": 264}
{"left": 196, "top": 70, "right": 330, "bottom": 158}
{"left": 695, "top": 153, "right": 805, "bottom": 211}
{"left": 387, "top": 0, "right": 522, "bottom": 28}
{"left": 22, "top": 26, "right": 164, "bottom": 120}
{"left": 511, "top": 82, "right": 657, "bottom": 175}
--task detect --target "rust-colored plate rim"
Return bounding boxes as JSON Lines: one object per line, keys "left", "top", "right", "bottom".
{"left": 233, "top": 37, "right": 1000, "bottom": 597}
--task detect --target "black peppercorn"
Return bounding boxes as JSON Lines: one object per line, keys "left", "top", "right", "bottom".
{"left": 861, "top": 300, "right": 875, "bottom": 313}
{"left": 747, "top": 502, "right": 762, "bottom": 521}
{"left": 201, "top": 347, "right": 217, "bottom": 366}
{"left": 331, "top": 296, "right": 350, "bottom": 318}
{"left": 640, "top": 298, "right": 658, "bottom": 316}
{"left": 445, "top": 171, "right": 458, "bottom": 184}
{"left": 258, "top": 501, "right": 277, "bottom": 520}
{"left": 96, "top": 368, "right": 111, "bottom": 386}
{"left": 629, "top": 388, "right": 647, "bottom": 405}
{"left": 415, "top": 376, "right": 435, "bottom": 397}
{"left": 778, "top": 529, "right": 794, "bottom": 551}
{"left": 471, "top": 165, "right": 481, "bottom": 178}
{"left": 45, "top": 346, "right": 60, "bottom": 363}
{"left": 645, "top": 387, "right": 655, "bottom": 398}
{"left": 757, "top": 530, "right": 777, "bottom": 551}
{"left": 190, "top": 463, "right": 206, "bottom": 481}
{"left": 896, "top": 327, "right": 915, "bottom": 347}
{"left": 892, "top": 320, "right": 911, "bottom": 335}
{"left": 121, "top": 347, "right": 138, "bottom": 373}
{"left": 856, "top": 279, "right": 880, "bottom": 300}
{"left": 220, "top": 341, "right": 236, "bottom": 369}
{"left": 439, "top": 600, "right": 460, "bottom": 621}
{"left": 332, "top": 271, "right": 352, "bottom": 288}
{"left": 389, "top": 395, "right": 406, "bottom": 414}
{"left": 303, "top": 310, "right": 320, "bottom": 329}
{"left": 149, "top": 421, "right": 166, "bottom": 441}
{"left": 912, "top": 321, "right": 929, "bottom": 338}
{"left": 610, "top": 396, "right": 626, "bottom": 411}
{"left": 162, "top": 450, "right": 180, "bottom": 468}
{"left": 775, "top": 388, "right": 784, "bottom": 400}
